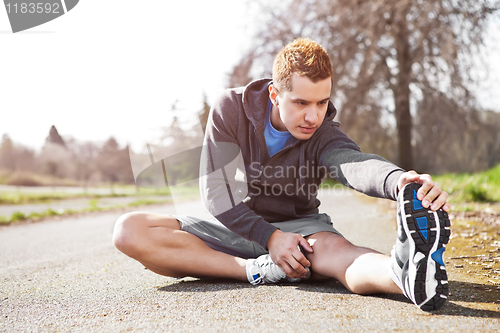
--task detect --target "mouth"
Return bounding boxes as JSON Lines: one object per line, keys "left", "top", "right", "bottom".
{"left": 299, "top": 126, "right": 316, "bottom": 134}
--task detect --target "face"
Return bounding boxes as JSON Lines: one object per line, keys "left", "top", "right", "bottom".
{"left": 269, "top": 74, "right": 331, "bottom": 140}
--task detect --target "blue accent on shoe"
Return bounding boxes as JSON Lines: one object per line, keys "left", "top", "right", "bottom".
{"left": 416, "top": 216, "right": 428, "bottom": 230}
{"left": 413, "top": 199, "right": 424, "bottom": 210}
{"left": 252, "top": 273, "right": 260, "bottom": 280}
{"left": 420, "top": 229, "right": 428, "bottom": 239}
{"left": 431, "top": 247, "right": 446, "bottom": 266}
{"left": 412, "top": 190, "right": 425, "bottom": 210}
{"left": 416, "top": 216, "right": 428, "bottom": 240}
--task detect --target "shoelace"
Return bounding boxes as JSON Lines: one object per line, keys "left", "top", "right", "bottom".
{"left": 258, "top": 260, "right": 284, "bottom": 283}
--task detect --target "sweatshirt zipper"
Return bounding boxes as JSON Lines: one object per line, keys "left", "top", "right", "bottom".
{"left": 258, "top": 141, "right": 300, "bottom": 184}
{"left": 251, "top": 128, "right": 300, "bottom": 209}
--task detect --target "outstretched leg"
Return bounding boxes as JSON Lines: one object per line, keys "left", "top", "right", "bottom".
{"left": 304, "top": 232, "right": 402, "bottom": 295}
{"left": 113, "top": 212, "right": 247, "bottom": 280}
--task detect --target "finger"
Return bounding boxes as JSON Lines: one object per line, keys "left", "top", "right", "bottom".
{"left": 398, "top": 171, "right": 419, "bottom": 191}
{"left": 288, "top": 254, "right": 309, "bottom": 277}
{"left": 405, "top": 170, "right": 419, "bottom": 182}
{"left": 275, "top": 258, "right": 296, "bottom": 278}
{"left": 299, "top": 237, "right": 313, "bottom": 253}
{"left": 415, "top": 174, "right": 433, "bottom": 201}
{"left": 293, "top": 247, "right": 311, "bottom": 270}
{"left": 280, "top": 257, "right": 304, "bottom": 279}
{"left": 430, "top": 191, "right": 449, "bottom": 211}
{"left": 419, "top": 182, "right": 442, "bottom": 209}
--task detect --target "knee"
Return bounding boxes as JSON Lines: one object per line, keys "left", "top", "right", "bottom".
{"left": 306, "top": 233, "right": 356, "bottom": 271}
{"left": 112, "top": 212, "right": 144, "bottom": 256}
{"left": 311, "top": 233, "right": 354, "bottom": 255}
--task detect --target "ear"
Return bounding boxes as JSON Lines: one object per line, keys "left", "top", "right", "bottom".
{"left": 269, "top": 84, "right": 279, "bottom": 106}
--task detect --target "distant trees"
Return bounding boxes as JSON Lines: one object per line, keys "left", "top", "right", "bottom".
{"left": 45, "top": 125, "right": 66, "bottom": 147}
{"left": 0, "top": 135, "right": 16, "bottom": 171}
{"left": 0, "top": 92, "right": 213, "bottom": 188}
{"left": 68, "top": 139, "right": 99, "bottom": 190}
{"left": 96, "top": 137, "right": 134, "bottom": 192}
{"left": 0, "top": 134, "right": 37, "bottom": 173}
{"left": 198, "top": 93, "right": 211, "bottom": 134}
{"left": 0, "top": 126, "right": 134, "bottom": 187}
{"left": 229, "top": 0, "right": 500, "bottom": 172}
{"left": 40, "top": 126, "right": 72, "bottom": 179}
{"left": 155, "top": 99, "right": 208, "bottom": 186}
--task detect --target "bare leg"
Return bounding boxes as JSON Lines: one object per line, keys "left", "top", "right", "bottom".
{"left": 112, "top": 212, "right": 247, "bottom": 281}
{"left": 305, "top": 232, "right": 402, "bottom": 295}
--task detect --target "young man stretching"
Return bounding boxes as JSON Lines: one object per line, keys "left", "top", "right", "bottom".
{"left": 113, "top": 38, "right": 451, "bottom": 311}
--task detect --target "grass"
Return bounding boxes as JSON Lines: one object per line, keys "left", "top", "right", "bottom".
{"left": 2, "top": 164, "right": 499, "bottom": 225}
{"left": 322, "top": 165, "right": 500, "bottom": 213}
{"left": 0, "top": 186, "right": 172, "bottom": 205}
{"left": 0, "top": 185, "right": 199, "bottom": 225}
{"left": 432, "top": 163, "right": 500, "bottom": 204}
{"left": 321, "top": 164, "right": 500, "bottom": 205}
{"left": 0, "top": 208, "right": 69, "bottom": 225}
{"left": 0, "top": 198, "right": 173, "bottom": 225}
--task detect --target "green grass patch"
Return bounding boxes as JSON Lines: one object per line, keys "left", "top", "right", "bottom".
{"left": 88, "top": 199, "right": 99, "bottom": 210}
{"left": 127, "top": 198, "right": 171, "bottom": 207}
{"left": 433, "top": 163, "right": 500, "bottom": 203}
{"left": 0, "top": 195, "right": 176, "bottom": 225}
{"left": 10, "top": 211, "right": 27, "bottom": 222}
{"left": 0, "top": 192, "right": 70, "bottom": 205}
{"left": 0, "top": 187, "right": 174, "bottom": 205}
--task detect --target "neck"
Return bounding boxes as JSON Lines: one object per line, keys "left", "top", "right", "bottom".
{"left": 270, "top": 104, "right": 287, "bottom": 132}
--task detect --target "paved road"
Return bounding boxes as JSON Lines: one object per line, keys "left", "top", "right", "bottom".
{"left": 1, "top": 189, "right": 498, "bottom": 332}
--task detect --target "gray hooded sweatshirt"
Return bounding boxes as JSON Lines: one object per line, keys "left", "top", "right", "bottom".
{"left": 200, "top": 79, "right": 405, "bottom": 250}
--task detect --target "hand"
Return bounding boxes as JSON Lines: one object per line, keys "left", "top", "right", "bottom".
{"left": 398, "top": 170, "right": 451, "bottom": 212}
{"left": 266, "top": 230, "right": 313, "bottom": 279}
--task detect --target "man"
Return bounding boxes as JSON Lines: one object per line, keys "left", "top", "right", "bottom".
{"left": 113, "top": 38, "right": 451, "bottom": 311}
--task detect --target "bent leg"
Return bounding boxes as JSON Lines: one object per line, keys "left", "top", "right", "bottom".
{"left": 305, "top": 232, "right": 402, "bottom": 295}
{"left": 112, "top": 212, "right": 247, "bottom": 281}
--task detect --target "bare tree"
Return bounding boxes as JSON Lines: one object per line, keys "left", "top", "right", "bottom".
{"left": 67, "top": 139, "right": 100, "bottom": 191}
{"left": 230, "top": 0, "right": 500, "bottom": 170}
{"left": 0, "top": 134, "right": 37, "bottom": 175}
{"left": 0, "top": 134, "right": 16, "bottom": 171}
{"left": 198, "top": 93, "right": 211, "bottom": 134}
{"left": 97, "top": 137, "right": 121, "bottom": 193}
{"left": 45, "top": 125, "right": 66, "bottom": 148}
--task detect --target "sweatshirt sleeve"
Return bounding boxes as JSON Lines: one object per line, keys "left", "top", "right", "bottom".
{"left": 199, "top": 90, "right": 278, "bottom": 250}
{"left": 317, "top": 126, "right": 405, "bottom": 201}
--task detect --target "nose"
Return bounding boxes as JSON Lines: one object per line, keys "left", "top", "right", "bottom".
{"left": 304, "top": 106, "right": 319, "bottom": 125}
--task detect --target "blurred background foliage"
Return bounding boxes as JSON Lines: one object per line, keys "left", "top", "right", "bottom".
{"left": 1, "top": 0, "right": 499, "bottom": 189}
{"left": 229, "top": 0, "right": 500, "bottom": 173}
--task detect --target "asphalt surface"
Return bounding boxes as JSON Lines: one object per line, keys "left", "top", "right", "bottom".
{"left": 1, "top": 188, "right": 499, "bottom": 332}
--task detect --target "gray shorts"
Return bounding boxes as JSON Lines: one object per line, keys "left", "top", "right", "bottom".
{"left": 172, "top": 213, "right": 343, "bottom": 259}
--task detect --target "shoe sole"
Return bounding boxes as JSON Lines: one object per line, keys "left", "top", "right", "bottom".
{"left": 400, "top": 183, "right": 451, "bottom": 311}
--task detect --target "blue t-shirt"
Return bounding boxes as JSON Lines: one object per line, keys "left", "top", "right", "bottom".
{"left": 264, "top": 99, "right": 292, "bottom": 156}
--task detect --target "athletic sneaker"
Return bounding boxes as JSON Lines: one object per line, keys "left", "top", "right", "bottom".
{"left": 389, "top": 182, "right": 451, "bottom": 311}
{"left": 246, "top": 254, "right": 311, "bottom": 285}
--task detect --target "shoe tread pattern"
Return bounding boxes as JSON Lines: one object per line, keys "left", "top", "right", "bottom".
{"left": 403, "top": 183, "right": 451, "bottom": 311}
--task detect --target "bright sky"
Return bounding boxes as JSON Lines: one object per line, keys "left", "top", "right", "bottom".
{"left": 1, "top": 1, "right": 499, "bottom": 153}
{"left": 0, "top": 0, "right": 252, "bottom": 151}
